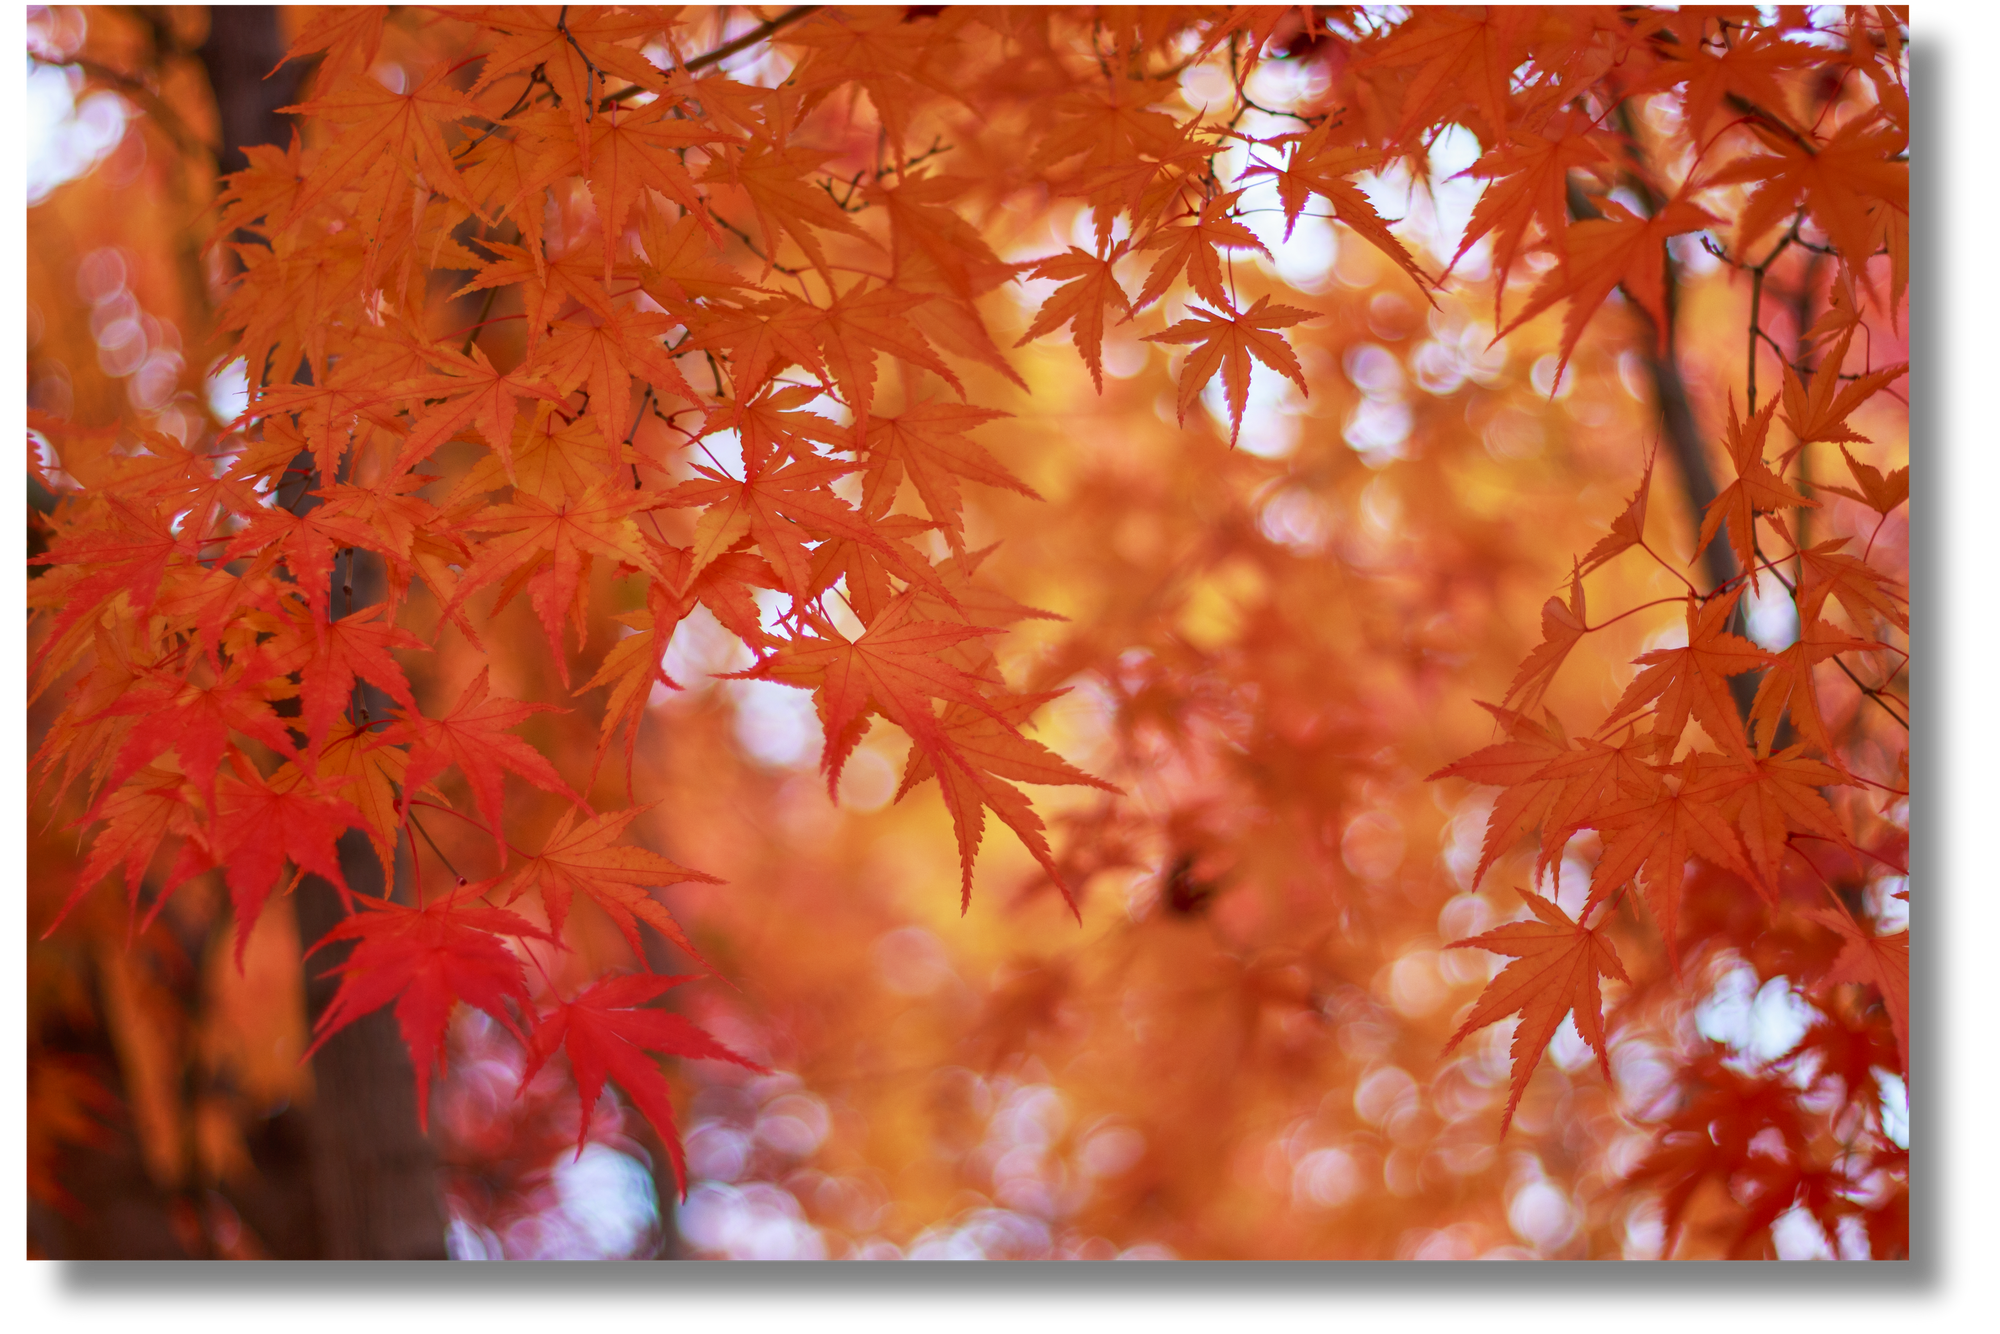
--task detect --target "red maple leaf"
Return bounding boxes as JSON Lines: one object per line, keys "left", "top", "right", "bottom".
{"left": 386, "top": 667, "right": 586, "bottom": 860}
{"left": 305, "top": 886, "right": 556, "bottom": 1126}
{"left": 1809, "top": 904, "right": 1909, "bottom": 1072}
{"left": 497, "top": 807, "right": 720, "bottom": 964}
{"left": 522, "top": 974, "right": 767, "bottom": 1195}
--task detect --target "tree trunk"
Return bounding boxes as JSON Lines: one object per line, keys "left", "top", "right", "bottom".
{"left": 202, "top": 4, "right": 448, "bottom": 1260}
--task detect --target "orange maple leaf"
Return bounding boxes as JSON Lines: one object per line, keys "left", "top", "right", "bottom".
{"left": 1501, "top": 196, "right": 1718, "bottom": 382}
{"left": 1504, "top": 565, "right": 1588, "bottom": 713}
{"left": 1586, "top": 755, "right": 1757, "bottom": 971}
{"left": 1578, "top": 455, "right": 1654, "bottom": 575}
{"left": 740, "top": 590, "right": 1008, "bottom": 805}
{"left": 465, "top": 5, "right": 672, "bottom": 174}
{"left": 898, "top": 693, "right": 1119, "bottom": 914}
{"left": 1796, "top": 538, "right": 1907, "bottom": 633}
{"left": 1778, "top": 329, "right": 1907, "bottom": 451}
{"left": 1014, "top": 247, "right": 1133, "bottom": 392}
{"left": 1353, "top": 5, "right": 1534, "bottom": 146}
{"left": 1132, "top": 190, "right": 1272, "bottom": 311}
{"left": 669, "top": 452, "right": 896, "bottom": 601}
{"left": 1239, "top": 129, "right": 1435, "bottom": 295}
{"left": 1695, "top": 396, "right": 1816, "bottom": 593}
{"left": 1818, "top": 444, "right": 1909, "bottom": 517}
{"left": 858, "top": 402, "right": 1035, "bottom": 555}
{"left": 1603, "top": 588, "right": 1772, "bottom": 761}
{"left": 1748, "top": 618, "right": 1882, "bottom": 758}
{"left": 1687, "top": 748, "right": 1856, "bottom": 896}
{"left": 1451, "top": 115, "right": 1612, "bottom": 297}
{"left": 278, "top": 64, "right": 477, "bottom": 227}
{"left": 448, "top": 480, "right": 667, "bottom": 681}
{"left": 211, "top": 759, "right": 366, "bottom": 960}
{"left": 1429, "top": 703, "right": 1574, "bottom": 892}
{"left": 1705, "top": 114, "right": 1908, "bottom": 289}
{"left": 1144, "top": 296, "right": 1316, "bottom": 447}
{"left": 1443, "top": 889, "right": 1628, "bottom": 1134}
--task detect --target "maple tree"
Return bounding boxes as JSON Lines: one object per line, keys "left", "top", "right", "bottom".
{"left": 25, "top": 4, "right": 1907, "bottom": 1261}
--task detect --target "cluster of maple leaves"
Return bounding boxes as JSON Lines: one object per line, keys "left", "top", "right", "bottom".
{"left": 28, "top": 4, "right": 1907, "bottom": 1253}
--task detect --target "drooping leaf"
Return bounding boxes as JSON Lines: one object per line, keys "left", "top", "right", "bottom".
{"left": 1443, "top": 889, "right": 1628, "bottom": 1135}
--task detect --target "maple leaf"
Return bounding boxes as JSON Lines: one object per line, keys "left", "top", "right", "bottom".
{"left": 669, "top": 453, "right": 893, "bottom": 601}
{"left": 785, "top": 7, "right": 966, "bottom": 153}
{"left": 1695, "top": 396, "right": 1816, "bottom": 593}
{"left": 1504, "top": 565, "right": 1588, "bottom": 713}
{"left": 263, "top": 603, "right": 425, "bottom": 755}
{"left": 305, "top": 887, "right": 555, "bottom": 1126}
{"left": 1778, "top": 330, "right": 1908, "bottom": 451}
{"left": 319, "top": 720, "right": 411, "bottom": 881}
{"left": 1796, "top": 538, "right": 1907, "bottom": 633}
{"left": 1443, "top": 889, "right": 1628, "bottom": 1135}
{"left": 738, "top": 590, "right": 1008, "bottom": 803}
{"left": 1428, "top": 703, "right": 1574, "bottom": 892}
{"left": 386, "top": 668, "right": 585, "bottom": 859}
{"left": 815, "top": 281, "right": 962, "bottom": 430}
{"left": 1014, "top": 247, "right": 1133, "bottom": 392}
{"left": 465, "top": 5, "right": 673, "bottom": 173}
{"left": 497, "top": 807, "right": 719, "bottom": 964}
{"left": 278, "top": 64, "right": 477, "bottom": 231}
{"left": 1238, "top": 125, "right": 1435, "bottom": 295}
{"left": 1704, "top": 114, "right": 1908, "bottom": 288}
{"left": 859, "top": 402, "right": 1035, "bottom": 555}
{"left": 863, "top": 170, "right": 1016, "bottom": 306}
{"left": 1144, "top": 296, "right": 1316, "bottom": 447}
{"left": 1353, "top": 5, "right": 1534, "bottom": 146}
{"left": 30, "top": 494, "right": 203, "bottom": 654}
{"left": 448, "top": 481, "right": 667, "bottom": 683}
{"left": 533, "top": 308, "right": 697, "bottom": 453}
{"left": 221, "top": 498, "right": 382, "bottom": 628}
{"left": 1578, "top": 455, "right": 1654, "bottom": 575}
{"left": 1132, "top": 190, "right": 1272, "bottom": 311}
{"left": 1748, "top": 619, "right": 1882, "bottom": 758}
{"left": 898, "top": 693, "right": 1119, "bottom": 913}
{"left": 522, "top": 974, "right": 767, "bottom": 1196}
{"left": 1602, "top": 589, "right": 1772, "bottom": 761}
{"left": 700, "top": 138, "right": 872, "bottom": 283}
{"left": 48, "top": 766, "right": 209, "bottom": 936}
{"left": 391, "top": 340, "right": 569, "bottom": 480}
{"left": 691, "top": 294, "right": 829, "bottom": 399}
{"left": 456, "top": 229, "right": 623, "bottom": 334}
{"left": 89, "top": 654, "right": 300, "bottom": 814}
{"left": 1499, "top": 196, "right": 1719, "bottom": 382}
{"left": 514, "top": 99, "right": 724, "bottom": 279}
{"left": 577, "top": 547, "right": 783, "bottom": 783}
{"left": 1818, "top": 443, "right": 1909, "bottom": 516}
{"left": 1689, "top": 748, "right": 1856, "bottom": 895}
{"left": 278, "top": 6, "right": 385, "bottom": 79}
{"left": 637, "top": 208, "right": 750, "bottom": 309}
{"left": 1642, "top": 25, "right": 1811, "bottom": 140}
{"left": 1586, "top": 755, "right": 1757, "bottom": 971}
{"left": 1809, "top": 905, "right": 1909, "bottom": 1072}
{"left": 703, "top": 383, "right": 848, "bottom": 478}
{"left": 1450, "top": 116, "right": 1612, "bottom": 296}
{"left": 211, "top": 759, "right": 366, "bottom": 961}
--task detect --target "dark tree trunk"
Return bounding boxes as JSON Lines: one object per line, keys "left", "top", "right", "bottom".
{"left": 203, "top": 4, "right": 448, "bottom": 1260}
